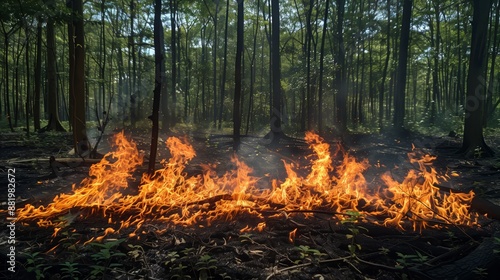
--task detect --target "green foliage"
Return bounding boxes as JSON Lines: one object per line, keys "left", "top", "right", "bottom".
{"left": 472, "top": 267, "right": 488, "bottom": 278}
{"left": 86, "top": 239, "right": 126, "bottom": 279}
{"left": 395, "top": 251, "right": 429, "bottom": 269}
{"left": 196, "top": 254, "right": 218, "bottom": 280}
{"left": 60, "top": 261, "right": 81, "bottom": 280}
{"left": 340, "top": 210, "right": 368, "bottom": 256}
{"left": 294, "top": 245, "right": 327, "bottom": 264}
{"left": 24, "top": 252, "right": 52, "bottom": 280}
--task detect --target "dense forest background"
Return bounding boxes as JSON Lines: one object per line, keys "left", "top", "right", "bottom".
{"left": 1, "top": 0, "right": 499, "bottom": 153}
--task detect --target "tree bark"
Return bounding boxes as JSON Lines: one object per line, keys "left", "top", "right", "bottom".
{"left": 459, "top": 0, "right": 494, "bottom": 158}
{"left": 68, "top": 0, "right": 89, "bottom": 156}
{"left": 267, "top": 0, "right": 283, "bottom": 145}
{"left": 233, "top": 0, "right": 244, "bottom": 151}
{"left": 149, "top": 0, "right": 165, "bottom": 174}
{"left": 169, "top": 0, "right": 178, "bottom": 127}
{"left": 393, "top": 0, "right": 412, "bottom": 131}
{"left": 44, "top": 18, "right": 66, "bottom": 132}
{"left": 33, "top": 19, "right": 42, "bottom": 131}
{"left": 318, "top": 0, "right": 330, "bottom": 135}
{"left": 335, "top": 0, "right": 347, "bottom": 133}
{"left": 218, "top": 0, "right": 230, "bottom": 130}
{"left": 379, "top": 0, "right": 391, "bottom": 130}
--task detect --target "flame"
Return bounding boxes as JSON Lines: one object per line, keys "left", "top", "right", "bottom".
{"left": 289, "top": 228, "right": 298, "bottom": 243}
{"left": 18, "top": 132, "right": 143, "bottom": 226}
{"left": 381, "top": 149, "right": 477, "bottom": 230}
{"left": 17, "top": 131, "right": 479, "bottom": 239}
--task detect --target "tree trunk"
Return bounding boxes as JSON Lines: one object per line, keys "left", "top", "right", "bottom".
{"left": 129, "top": 0, "right": 137, "bottom": 127}
{"left": 246, "top": 0, "right": 261, "bottom": 135}
{"left": 218, "top": 0, "right": 230, "bottom": 130}
{"left": 268, "top": 0, "right": 283, "bottom": 144}
{"left": 318, "top": 0, "right": 330, "bottom": 135}
{"left": 25, "top": 27, "right": 31, "bottom": 136}
{"left": 149, "top": 0, "right": 165, "bottom": 174}
{"left": 459, "top": 0, "right": 494, "bottom": 158}
{"left": 45, "top": 18, "right": 66, "bottom": 132}
{"left": 68, "top": 0, "right": 89, "bottom": 156}
{"left": 170, "top": 0, "right": 178, "bottom": 127}
{"left": 335, "top": 0, "right": 347, "bottom": 133}
{"left": 484, "top": 1, "right": 500, "bottom": 126}
{"left": 379, "top": 0, "right": 391, "bottom": 130}
{"left": 393, "top": 0, "right": 412, "bottom": 131}
{"left": 1, "top": 23, "right": 16, "bottom": 132}
{"left": 212, "top": 1, "right": 219, "bottom": 128}
{"left": 233, "top": 0, "right": 244, "bottom": 151}
{"left": 305, "top": 0, "right": 314, "bottom": 131}
{"left": 33, "top": 18, "right": 42, "bottom": 131}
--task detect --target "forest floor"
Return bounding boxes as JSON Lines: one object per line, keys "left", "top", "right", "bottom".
{"left": 1, "top": 127, "right": 500, "bottom": 280}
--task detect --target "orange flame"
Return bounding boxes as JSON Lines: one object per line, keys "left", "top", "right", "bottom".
{"left": 18, "top": 132, "right": 143, "bottom": 226}
{"left": 381, "top": 148, "right": 477, "bottom": 230}
{"left": 17, "top": 131, "right": 479, "bottom": 238}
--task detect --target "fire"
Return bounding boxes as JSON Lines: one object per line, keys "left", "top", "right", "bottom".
{"left": 381, "top": 148, "right": 477, "bottom": 230}
{"left": 18, "top": 132, "right": 143, "bottom": 227}
{"left": 17, "top": 131, "right": 479, "bottom": 238}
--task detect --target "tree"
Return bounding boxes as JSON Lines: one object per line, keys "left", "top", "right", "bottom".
{"left": 67, "top": 0, "right": 89, "bottom": 156}
{"left": 33, "top": 18, "right": 42, "bottom": 131}
{"left": 459, "top": 0, "right": 494, "bottom": 158}
{"left": 129, "top": 0, "right": 137, "bottom": 127}
{"left": 393, "top": 0, "right": 412, "bottom": 131}
{"left": 43, "top": 16, "right": 66, "bottom": 132}
{"left": 335, "top": 0, "right": 347, "bottom": 133}
{"left": 266, "top": 0, "right": 284, "bottom": 144}
{"left": 317, "top": 0, "right": 330, "bottom": 135}
{"left": 379, "top": 0, "right": 391, "bottom": 130}
{"left": 169, "top": 0, "right": 178, "bottom": 127}
{"left": 233, "top": 0, "right": 243, "bottom": 150}
{"left": 149, "top": 0, "right": 165, "bottom": 174}
{"left": 218, "top": 0, "right": 230, "bottom": 130}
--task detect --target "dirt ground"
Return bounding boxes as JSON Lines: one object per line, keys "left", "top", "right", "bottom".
{"left": 1, "top": 128, "right": 499, "bottom": 279}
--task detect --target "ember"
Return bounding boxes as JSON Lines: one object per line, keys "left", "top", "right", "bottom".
{"left": 17, "top": 132, "right": 478, "bottom": 238}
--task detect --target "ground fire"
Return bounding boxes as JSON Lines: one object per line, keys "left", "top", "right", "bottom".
{"left": 17, "top": 132, "right": 479, "bottom": 240}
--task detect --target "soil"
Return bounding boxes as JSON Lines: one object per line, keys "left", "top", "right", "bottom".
{"left": 1, "top": 128, "right": 500, "bottom": 280}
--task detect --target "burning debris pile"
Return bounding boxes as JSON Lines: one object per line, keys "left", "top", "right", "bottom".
{"left": 18, "top": 132, "right": 479, "bottom": 239}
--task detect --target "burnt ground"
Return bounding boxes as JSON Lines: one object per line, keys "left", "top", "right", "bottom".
{"left": 1, "top": 128, "right": 500, "bottom": 280}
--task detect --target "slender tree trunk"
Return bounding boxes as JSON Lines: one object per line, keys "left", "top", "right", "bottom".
{"left": 68, "top": 0, "right": 89, "bottom": 156}
{"left": 149, "top": 0, "right": 165, "bottom": 174}
{"left": 246, "top": 0, "right": 261, "bottom": 135}
{"left": 33, "top": 19, "right": 42, "bottom": 130}
{"left": 318, "top": 0, "right": 330, "bottom": 135}
{"left": 1, "top": 23, "right": 16, "bottom": 132}
{"left": 393, "top": 0, "right": 412, "bottom": 131}
{"left": 379, "top": 0, "right": 391, "bottom": 130}
{"left": 484, "top": 1, "right": 499, "bottom": 126}
{"left": 14, "top": 36, "right": 23, "bottom": 127}
{"left": 200, "top": 24, "right": 207, "bottom": 121}
{"left": 212, "top": 1, "right": 219, "bottom": 128}
{"left": 459, "top": 0, "right": 494, "bottom": 158}
{"left": 25, "top": 28, "right": 31, "bottom": 136}
{"left": 233, "top": 0, "right": 244, "bottom": 150}
{"left": 100, "top": 0, "right": 106, "bottom": 117}
{"left": 45, "top": 18, "right": 66, "bottom": 132}
{"left": 335, "top": 0, "right": 347, "bottom": 133}
{"left": 218, "top": 0, "right": 230, "bottom": 130}
{"left": 170, "top": 0, "right": 178, "bottom": 127}
{"left": 305, "top": 0, "right": 314, "bottom": 130}
{"left": 129, "top": 0, "right": 137, "bottom": 127}
{"left": 268, "top": 0, "right": 283, "bottom": 144}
